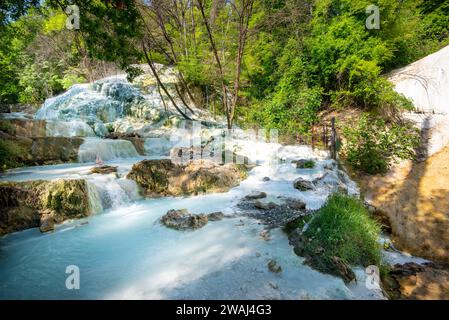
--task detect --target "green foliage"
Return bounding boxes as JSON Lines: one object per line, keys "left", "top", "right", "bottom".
{"left": 303, "top": 193, "right": 382, "bottom": 268}
{"left": 342, "top": 114, "right": 420, "bottom": 174}
{"left": 301, "top": 160, "right": 315, "bottom": 169}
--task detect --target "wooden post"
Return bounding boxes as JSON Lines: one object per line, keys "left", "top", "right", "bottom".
{"left": 311, "top": 126, "right": 315, "bottom": 150}
{"left": 331, "top": 117, "right": 336, "bottom": 160}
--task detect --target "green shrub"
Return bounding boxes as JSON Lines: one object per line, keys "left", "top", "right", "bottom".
{"left": 342, "top": 115, "right": 419, "bottom": 174}
{"left": 302, "top": 194, "right": 382, "bottom": 270}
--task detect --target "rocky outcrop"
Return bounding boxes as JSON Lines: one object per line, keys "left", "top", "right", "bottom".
{"left": 29, "top": 137, "right": 84, "bottom": 164}
{"left": 127, "top": 159, "right": 248, "bottom": 197}
{"left": 357, "top": 146, "right": 449, "bottom": 263}
{"left": 1, "top": 132, "right": 83, "bottom": 166}
{"left": 0, "top": 179, "right": 93, "bottom": 235}
{"left": 244, "top": 191, "right": 267, "bottom": 200}
{"left": 382, "top": 262, "right": 449, "bottom": 300}
{"left": 160, "top": 209, "right": 225, "bottom": 230}
{"left": 6, "top": 119, "right": 46, "bottom": 137}
{"left": 293, "top": 177, "right": 315, "bottom": 191}
{"left": 90, "top": 165, "right": 118, "bottom": 174}
{"left": 237, "top": 196, "right": 307, "bottom": 228}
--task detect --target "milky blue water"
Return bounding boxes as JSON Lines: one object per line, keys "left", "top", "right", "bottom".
{"left": 0, "top": 148, "right": 383, "bottom": 300}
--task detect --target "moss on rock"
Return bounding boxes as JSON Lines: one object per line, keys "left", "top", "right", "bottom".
{"left": 0, "top": 179, "right": 93, "bottom": 235}
{"left": 127, "top": 159, "right": 248, "bottom": 197}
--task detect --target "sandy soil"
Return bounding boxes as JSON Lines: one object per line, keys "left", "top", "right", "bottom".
{"left": 358, "top": 146, "right": 449, "bottom": 263}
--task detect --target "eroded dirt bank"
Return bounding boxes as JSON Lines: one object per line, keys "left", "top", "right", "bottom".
{"left": 358, "top": 146, "right": 449, "bottom": 263}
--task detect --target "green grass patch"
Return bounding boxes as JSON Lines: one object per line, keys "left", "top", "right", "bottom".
{"left": 300, "top": 193, "right": 382, "bottom": 273}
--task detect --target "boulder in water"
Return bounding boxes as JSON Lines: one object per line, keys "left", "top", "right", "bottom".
{"left": 39, "top": 212, "right": 56, "bottom": 233}
{"left": 293, "top": 178, "right": 315, "bottom": 191}
{"left": 161, "top": 209, "right": 208, "bottom": 230}
{"left": 267, "top": 259, "right": 282, "bottom": 273}
{"left": 127, "top": 159, "right": 248, "bottom": 197}
{"left": 254, "top": 200, "right": 278, "bottom": 210}
{"left": 0, "top": 179, "right": 94, "bottom": 235}
{"left": 90, "top": 165, "right": 118, "bottom": 174}
{"left": 207, "top": 211, "right": 225, "bottom": 221}
{"left": 244, "top": 191, "right": 267, "bottom": 200}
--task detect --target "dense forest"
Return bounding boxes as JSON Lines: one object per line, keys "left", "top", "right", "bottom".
{"left": 1, "top": 0, "right": 449, "bottom": 173}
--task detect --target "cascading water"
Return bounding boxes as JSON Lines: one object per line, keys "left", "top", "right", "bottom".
{"left": 77, "top": 138, "right": 139, "bottom": 162}
{"left": 0, "top": 71, "right": 400, "bottom": 300}
{"left": 45, "top": 120, "right": 96, "bottom": 137}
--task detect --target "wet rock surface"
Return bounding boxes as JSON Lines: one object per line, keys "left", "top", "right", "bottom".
{"left": 161, "top": 209, "right": 208, "bottom": 230}
{"left": 288, "top": 231, "right": 356, "bottom": 283}
{"left": 383, "top": 262, "right": 449, "bottom": 300}
{"left": 293, "top": 177, "right": 315, "bottom": 191}
{"left": 267, "top": 259, "right": 282, "bottom": 273}
{"left": 90, "top": 165, "right": 118, "bottom": 174}
{"left": 237, "top": 196, "right": 308, "bottom": 228}
{"left": 244, "top": 191, "right": 267, "bottom": 200}
{"left": 0, "top": 179, "right": 93, "bottom": 235}
{"left": 161, "top": 209, "right": 226, "bottom": 230}
{"left": 127, "top": 159, "right": 248, "bottom": 197}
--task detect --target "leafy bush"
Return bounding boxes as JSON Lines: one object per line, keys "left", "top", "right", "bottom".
{"left": 302, "top": 193, "right": 382, "bottom": 269}
{"left": 342, "top": 115, "right": 420, "bottom": 174}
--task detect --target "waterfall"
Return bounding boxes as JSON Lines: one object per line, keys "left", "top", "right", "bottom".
{"left": 46, "top": 120, "right": 96, "bottom": 137}
{"left": 86, "top": 176, "right": 141, "bottom": 210}
{"left": 144, "top": 137, "right": 174, "bottom": 156}
{"left": 86, "top": 180, "right": 104, "bottom": 214}
{"left": 78, "top": 138, "right": 139, "bottom": 162}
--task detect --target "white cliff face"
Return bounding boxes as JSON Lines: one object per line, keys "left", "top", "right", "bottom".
{"left": 388, "top": 45, "right": 449, "bottom": 114}
{"left": 388, "top": 45, "right": 449, "bottom": 158}
{"left": 34, "top": 65, "right": 220, "bottom": 140}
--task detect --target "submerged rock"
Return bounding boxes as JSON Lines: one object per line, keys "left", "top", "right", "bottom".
{"left": 207, "top": 211, "right": 225, "bottom": 221}
{"left": 267, "top": 260, "right": 282, "bottom": 273}
{"left": 161, "top": 209, "right": 208, "bottom": 230}
{"left": 127, "top": 159, "right": 248, "bottom": 197}
{"left": 293, "top": 177, "right": 315, "bottom": 191}
{"left": 0, "top": 179, "right": 94, "bottom": 235}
